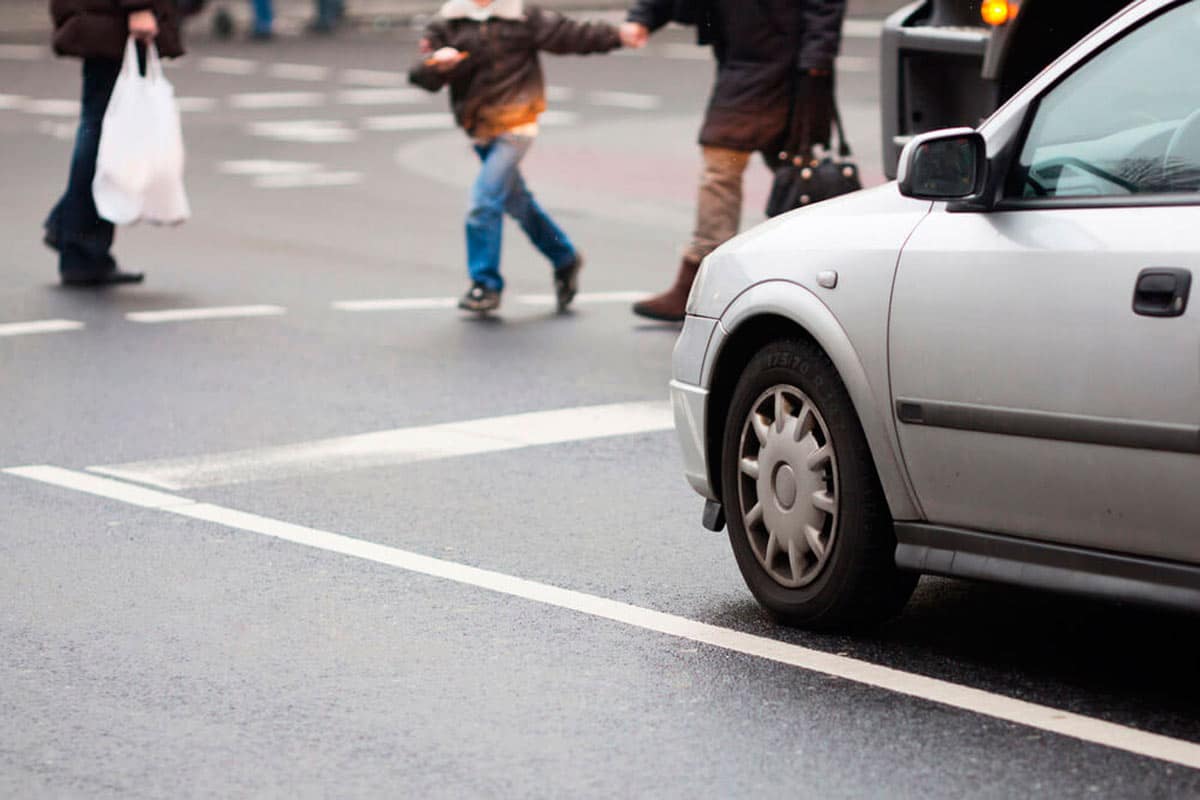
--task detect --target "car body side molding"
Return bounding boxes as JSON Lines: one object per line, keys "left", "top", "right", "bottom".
{"left": 896, "top": 398, "right": 1200, "bottom": 455}
{"left": 895, "top": 523, "right": 1200, "bottom": 614}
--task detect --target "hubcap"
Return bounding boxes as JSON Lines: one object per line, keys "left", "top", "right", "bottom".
{"left": 736, "top": 385, "right": 839, "bottom": 588}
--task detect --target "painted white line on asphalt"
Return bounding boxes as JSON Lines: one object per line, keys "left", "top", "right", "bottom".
{"left": 9, "top": 464, "right": 1200, "bottom": 773}
{"left": 37, "top": 121, "right": 75, "bottom": 141}
{"left": 248, "top": 119, "right": 358, "bottom": 143}
{"left": 87, "top": 401, "right": 674, "bottom": 489}
{"left": 659, "top": 43, "right": 709, "bottom": 60}
{"left": 844, "top": 19, "right": 885, "bottom": 38}
{"left": 0, "top": 44, "right": 45, "bottom": 60}
{"left": 336, "top": 88, "right": 428, "bottom": 106}
{"left": 0, "top": 94, "right": 25, "bottom": 110}
{"left": 588, "top": 91, "right": 662, "bottom": 111}
{"left": 21, "top": 99, "right": 80, "bottom": 117}
{"left": 267, "top": 62, "right": 331, "bottom": 81}
{"left": 254, "top": 171, "right": 362, "bottom": 189}
{"left": 219, "top": 160, "right": 321, "bottom": 176}
{"left": 0, "top": 319, "right": 84, "bottom": 338}
{"left": 229, "top": 91, "right": 326, "bottom": 109}
{"left": 361, "top": 113, "right": 454, "bottom": 132}
{"left": 546, "top": 85, "right": 575, "bottom": 102}
{"left": 341, "top": 68, "right": 406, "bottom": 87}
{"left": 125, "top": 305, "right": 286, "bottom": 324}
{"left": 199, "top": 56, "right": 259, "bottom": 75}
{"left": 4, "top": 466, "right": 193, "bottom": 509}
{"left": 518, "top": 291, "right": 649, "bottom": 306}
{"left": 838, "top": 56, "right": 879, "bottom": 74}
{"left": 176, "top": 97, "right": 219, "bottom": 113}
{"left": 538, "top": 110, "right": 578, "bottom": 127}
{"left": 333, "top": 297, "right": 459, "bottom": 311}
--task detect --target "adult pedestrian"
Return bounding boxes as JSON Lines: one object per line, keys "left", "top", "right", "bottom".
{"left": 251, "top": 0, "right": 274, "bottom": 39}
{"left": 46, "top": 0, "right": 184, "bottom": 286}
{"left": 309, "top": 0, "right": 344, "bottom": 33}
{"left": 622, "top": 0, "right": 845, "bottom": 321}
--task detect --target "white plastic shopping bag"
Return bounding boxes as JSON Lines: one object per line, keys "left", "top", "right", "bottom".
{"left": 93, "top": 37, "right": 190, "bottom": 225}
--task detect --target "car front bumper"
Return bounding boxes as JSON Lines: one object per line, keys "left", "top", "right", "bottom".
{"left": 669, "top": 378, "right": 713, "bottom": 501}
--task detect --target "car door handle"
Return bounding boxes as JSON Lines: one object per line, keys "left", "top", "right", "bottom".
{"left": 1133, "top": 268, "right": 1191, "bottom": 317}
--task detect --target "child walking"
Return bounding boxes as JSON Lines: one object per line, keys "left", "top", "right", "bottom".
{"left": 409, "top": 0, "right": 623, "bottom": 313}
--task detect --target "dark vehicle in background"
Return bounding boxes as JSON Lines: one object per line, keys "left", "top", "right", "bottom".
{"left": 881, "top": 0, "right": 1131, "bottom": 176}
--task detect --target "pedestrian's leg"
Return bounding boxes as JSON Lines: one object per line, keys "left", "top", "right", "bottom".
{"left": 686, "top": 146, "right": 751, "bottom": 264}
{"left": 632, "top": 146, "right": 751, "bottom": 321}
{"left": 466, "top": 138, "right": 523, "bottom": 293}
{"left": 251, "top": 0, "right": 274, "bottom": 37}
{"left": 504, "top": 170, "right": 576, "bottom": 271}
{"left": 53, "top": 58, "right": 121, "bottom": 281}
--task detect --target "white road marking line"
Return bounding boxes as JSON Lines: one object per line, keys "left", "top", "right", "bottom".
{"left": 0, "top": 44, "right": 45, "bottom": 60}
{"left": 21, "top": 99, "right": 80, "bottom": 117}
{"left": 175, "top": 97, "right": 219, "bottom": 113}
{"left": 36, "top": 121, "right": 75, "bottom": 141}
{"left": 838, "top": 56, "right": 879, "bottom": 74}
{"left": 341, "top": 68, "right": 405, "bottom": 87}
{"left": 844, "top": 19, "right": 885, "bottom": 38}
{"left": 361, "top": 113, "right": 454, "bottom": 132}
{"left": 125, "top": 305, "right": 286, "bottom": 324}
{"left": 87, "top": 401, "right": 674, "bottom": 489}
{"left": 248, "top": 119, "right": 358, "bottom": 143}
{"left": 254, "top": 171, "right": 362, "bottom": 189}
{"left": 336, "top": 88, "right": 428, "bottom": 106}
{"left": 5, "top": 466, "right": 193, "bottom": 509}
{"left": 546, "top": 85, "right": 575, "bottom": 102}
{"left": 0, "top": 319, "right": 84, "bottom": 338}
{"left": 220, "top": 160, "right": 322, "bottom": 176}
{"left": 0, "top": 94, "right": 25, "bottom": 110}
{"left": 229, "top": 91, "right": 326, "bottom": 109}
{"left": 332, "top": 297, "right": 459, "bottom": 311}
{"left": 588, "top": 91, "right": 662, "bottom": 111}
{"left": 9, "top": 465, "right": 1200, "bottom": 773}
{"left": 333, "top": 292, "right": 649, "bottom": 311}
{"left": 518, "top": 291, "right": 650, "bottom": 306}
{"left": 538, "top": 110, "right": 578, "bottom": 127}
{"left": 267, "top": 62, "right": 331, "bottom": 81}
{"left": 659, "top": 43, "right": 709, "bottom": 60}
{"left": 199, "top": 56, "right": 259, "bottom": 75}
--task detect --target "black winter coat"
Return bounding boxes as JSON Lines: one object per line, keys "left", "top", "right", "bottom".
{"left": 409, "top": 7, "right": 620, "bottom": 141}
{"left": 627, "top": 0, "right": 844, "bottom": 151}
{"left": 50, "top": 0, "right": 184, "bottom": 60}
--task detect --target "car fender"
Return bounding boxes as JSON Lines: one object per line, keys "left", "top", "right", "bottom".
{"left": 707, "top": 279, "right": 922, "bottom": 522}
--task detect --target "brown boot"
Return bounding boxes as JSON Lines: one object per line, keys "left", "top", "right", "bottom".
{"left": 632, "top": 257, "right": 700, "bottom": 322}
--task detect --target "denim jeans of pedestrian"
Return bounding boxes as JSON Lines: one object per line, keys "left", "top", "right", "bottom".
{"left": 467, "top": 133, "right": 576, "bottom": 292}
{"left": 251, "top": 0, "right": 274, "bottom": 34}
{"left": 314, "top": 0, "right": 344, "bottom": 27}
{"left": 45, "top": 57, "right": 121, "bottom": 280}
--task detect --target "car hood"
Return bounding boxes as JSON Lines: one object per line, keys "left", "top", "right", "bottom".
{"left": 688, "top": 183, "right": 933, "bottom": 319}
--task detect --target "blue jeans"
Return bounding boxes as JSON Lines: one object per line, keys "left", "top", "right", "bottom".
{"left": 251, "top": 0, "right": 273, "bottom": 34}
{"left": 45, "top": 58, "right": 121, "bottom": 280}
{"left": 467, "top": 133, "right": 576, "bottom": 292}
{"left": 314, "top": 0, "right": 343, "bottom": 27}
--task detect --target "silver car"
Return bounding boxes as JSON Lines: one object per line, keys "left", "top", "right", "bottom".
{"left": 671, "top": 0, "right": 1200, "bottom": 629}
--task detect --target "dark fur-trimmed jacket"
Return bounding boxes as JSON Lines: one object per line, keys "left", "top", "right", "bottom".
{"left": 51, "top": 0, "right": 184, "bottom": 60}
{"left": 409, "top": 3, "right": 620, "bottom": 141}
{"left": 627, "top": 0, "right": 844, "bottom": 151}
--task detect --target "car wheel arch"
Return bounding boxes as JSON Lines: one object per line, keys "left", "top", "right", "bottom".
{"left": 705, "top": 282, "right": 922, "bottom": 522}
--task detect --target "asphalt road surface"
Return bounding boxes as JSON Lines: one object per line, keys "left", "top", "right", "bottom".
{"left": 2, "top": 17, "right": 1199, "bottom": 798}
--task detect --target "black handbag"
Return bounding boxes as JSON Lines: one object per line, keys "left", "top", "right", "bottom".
{"left": 766, "top": 103, "right": 861, "bottom": 218}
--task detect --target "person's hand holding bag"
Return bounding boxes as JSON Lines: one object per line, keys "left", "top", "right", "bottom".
{"left": 793, "top": 69, "right": 834, "bottom": 156}
{"left": 128, "top": 9, "right": 158, "bottom": 41}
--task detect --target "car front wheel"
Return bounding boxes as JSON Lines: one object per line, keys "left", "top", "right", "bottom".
{"left": 720, "top": 338, "right": 916, "bottom": 629}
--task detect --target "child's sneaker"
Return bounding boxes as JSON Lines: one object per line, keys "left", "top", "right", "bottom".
{"left": 553, "top": 253, "right": 584, "bottom": 313}
{"left": 458, "top": 281, "right": 501, "bottom": 313}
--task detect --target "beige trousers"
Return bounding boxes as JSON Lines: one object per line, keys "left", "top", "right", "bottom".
{"left": 684, "top": 146, "right": 756, "bottom": 264}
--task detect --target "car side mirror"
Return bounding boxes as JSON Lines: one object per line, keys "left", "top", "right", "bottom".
{"left": 897, "top": 128, "right": 988, "bottom": 204}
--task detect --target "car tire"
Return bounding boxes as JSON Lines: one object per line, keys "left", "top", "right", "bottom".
{"left": 720, "top": 338, "right": 916, "bottom": 629}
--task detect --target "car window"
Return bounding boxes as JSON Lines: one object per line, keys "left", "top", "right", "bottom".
{"left": 1009, "top": 0, "right": 1200, "bottom": 199}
